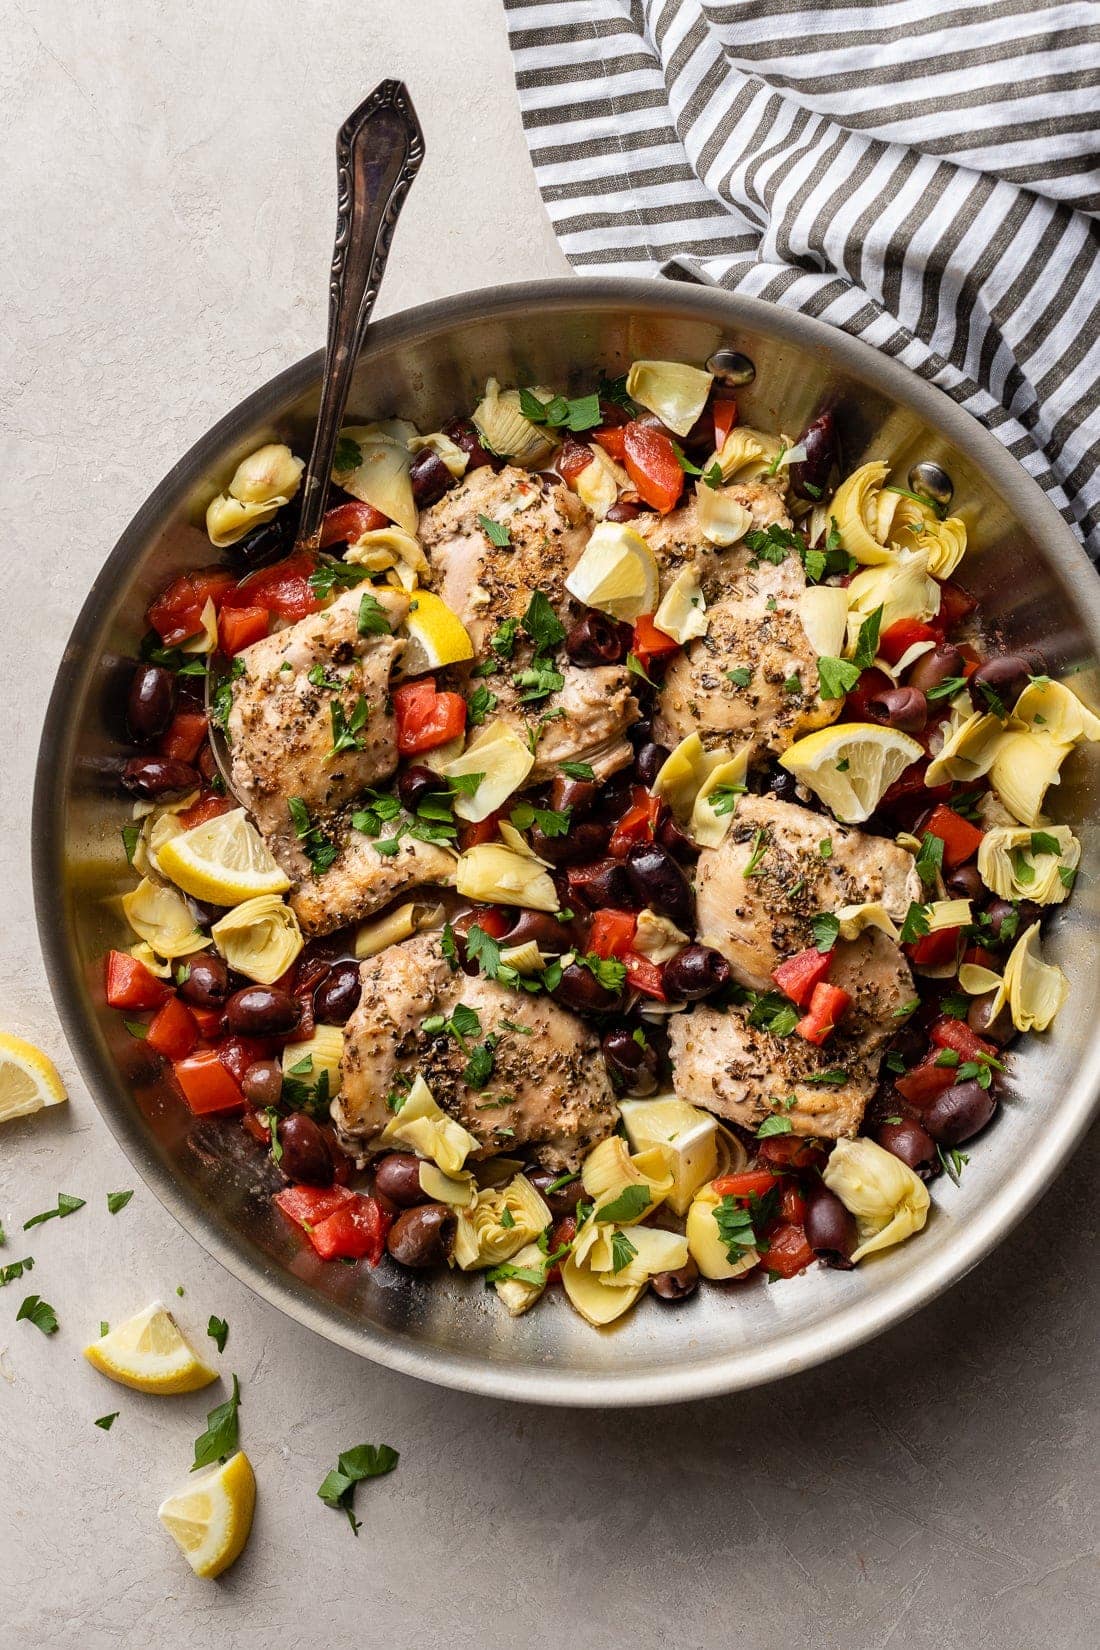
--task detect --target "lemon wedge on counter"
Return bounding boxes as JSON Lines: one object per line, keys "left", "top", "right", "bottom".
{"left": 0, "top": 1032, "right": 67, "bottom": 1122}
{"left": 780, "top": 723, "right": 923, "bottom": 823}
{"left": 397, "top": 590, "right": 476, "bottom": 677}
{"left": 158, "top": 1451, "right": 256, "bottom": 1578}
{"left": 156, "top": 808, "right": 290, "bottom": 906}
{"left": 84, "top": 1302, "right": 217, "bottom": 1394}
{"left": 564, "top": 521, "right": 659, "bottom": 622}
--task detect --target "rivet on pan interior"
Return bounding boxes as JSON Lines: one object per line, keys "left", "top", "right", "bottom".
{"left": 908, "top": 460, "right": 953, "bottom": 508}
{"left": 706, "top": 349, "right": 755, "bottom": 386}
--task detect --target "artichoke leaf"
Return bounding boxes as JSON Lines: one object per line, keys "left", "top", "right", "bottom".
{"left": 694, "top": 480, "right": 753, "bottom": 547}
{"left": 1011, "top": 678, "right": 1100, "bottom": 744}
{"left": 439, "top": 720, "right": 534, "bottom": 823}
{"left": 120, "top": 878, "right": 211, "bottom": 960}
{"left": 822, "top": 1138, "right": 929, "bottom": 1261}
{"left": 281, "top": 1025, "right": 344, "bottom": 1097}
{"left": 452, "top": 1174, "right": 552, "bottom": 1271}
{"left": 455, "top": 843, "right": 559, "bottom": 911}
{"left": 993, "top": 922, "right": 1069, "bottom": 1033}
{"left": 211, "top": 894, "right": 303, "bottom": 985}
{"left": 353, "top": 901, "right": 445, "bottom": 960}
{"left": 625, "top": 359, "right": 712, "bottom": 437}
{"left": 472, "top": 379, "right": 558, "bottom": 468}
{"left": 380, "top": 1075, "right": 480, "bottom": 1176}
{"left": 653, "top": 564, "right": 708, "bottom": 645}
{"left": 977, "top": 823, "right": 1079, "bottom": 905}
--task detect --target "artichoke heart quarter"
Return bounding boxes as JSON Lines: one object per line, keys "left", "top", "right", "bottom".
{"left": 822, "top": 1138, "right": 929, "bottom": 1262}
{"left": 211, "top": 895, "right": 303, "bottom": 985}
{"left": 453, "top": 1175, "right": 551, "bottom": 1270}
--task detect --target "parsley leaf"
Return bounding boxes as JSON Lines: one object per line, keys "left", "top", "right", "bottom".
{"left": 288, "top": 796, "right": 338, "bottom": 875}
{"left": 191, "top": 1374, "right": 241, "bottom": 1471}
{"left": 334, "top": 435, "right": 362, "bottom": 473}
{"left": 357, "top": 592, "right": 392, "bottom": 636}
{"left": 477, "top": 513, "right": 511, "bottom": 547}
{"left": 207, "top": 1315, "right": 229, "bottom": 1354}
{"left": 327, "top": 695, "right": 370, "bottom": 761}
{"left": 926, "top": 675, "right": 967, "bottom": 702}
{"left": 318, "top": 1442, "right": 399, "bottom": 1537}
{"left": 803, "top": 1068, "right": 848, "bottom": 1086}
{"left": 817, "top": 656, "right": 861, "bottom": 701}
{"left": 467, "top": 684, "right": 497, "bottom": 726}
{"left": 596, "top": 1185, "right": 651, "bottom": 1223}
{"left": 0, "top": 1257, "right": 34, "bottom": 1287}
{"left": 94, "top": 1412, "right": 119, "bottom": 1431}
{"left": 756, "top": 1115, "right": 793, "bottom": 1138}
{"left": 915, "top": 832, "right": 945, "bottom": 887}
{"left": 609, "top": 1230, "right": 638, "bottom": 1273}
{"left": 16, "top": 1294, "right": 58, "bottom": 1335}
{"left": 23, "top": 1193, "right": 85, "bottom": 1231}
{"left": 521, "top": 589, "right": 566, "bottom": 655}
{"left": 512, "top": 658, "right": 565, "bottom": 704}
{"left": 712, "top": 1196, "right": 757, "bottom": 1264}
{"left": 852, "top": 605, "right": 884, "bottom": 670}
{"left": 308, "top": 560, "right": 371, "bottom": 601}
{"left": 106, "top": 1190, "right": 133, "bottom": 1215}
{"left": 726, "top": 666, "right": 753, "bottom": 688}
{"left": 1030, "top": 830, "right": 1062, "bottom": 857}
{"left": 898, "top": 902, "right": 931, "bottom": 945}
{"left": 579, "top": 952, "right": 627, "bottom": 993}
{"left": 811, "top": 912, "right": 841, "bottom": 953}
{"left": 747, "top": 991, "right": 798, "bottom": 1036}
{"left": 518, "top": 388, "right": 602, "bottom": 432}
{"left": 560, "top": 761, "right": 596, "bottom": 781}
{"left": 743, "top": 828, "right": 769, "bottom": 877}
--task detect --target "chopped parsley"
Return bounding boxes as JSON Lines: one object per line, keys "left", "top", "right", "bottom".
{"left": 915, "top": 832, "right": 945, "bottom": 887}
{"left": 803, "top": 1068, "right": 848, "bottom": 1086}
{"left": 707, "top": 781, "right": 746, "bottom": 817}
{"left": 817, "top": 656, "right": 861, "bottom": 700}
{"left": 308, "top": 559, "right": 371, "bottom": 600}
{"left": 422, "top": 1002, "right": 482, "bottom": 1049}
{"left": 191, "top": 1374, "right": 241, "bottom": 1471}
{"left": 560, "top": 761, "right": 596, "bottom": 781}
{"left": 811, "top": 912, "right": 841, "bottom": 953}
{"left": 898, "top": 902, "right": 931, "bottom": 945}
{"left": 477, "top": 513, "right": 511, "bottom": 547}
{"left": 207, "top": 1315, "right": 229, "bottom": 1354}
{"left": 743, "top": 828, "right": 769, "bottom": 877}
{"left": 609, "top": 1230, "right": 639, "bottom": 1273}
{"left": 334, "top": 435, "right": 362, "bottom": 472}
{"left": 288, "top": 796, "right": 338, "bottom": 875}
{"left": 747, "top": 990, "right": 799, "bottom": 1037}
{"left": 782, "top": 672, "right": 803, "bottom": 696}
{"left": 1030, "top": 830, "right": 1062, "bottom": 857}
{"left": 106, "top": 1190, "right": 134, "bottom": 1215}
{"left": 756, "top": 1115, "right": 793, "bottom": 1138}
{"left": 819, "top": 837, "right": 833, "bottom": 859}
{"left": 23, "top": 1193, "right": 85, "bottom": 1231}
{"left": 521, "top": 589, "right": 566, "bottom": 655}
{"left": 510, "top": 801, "right": 571, "bottom": 837}
{"left": 16, "top": 1294, "right": 58, "bottom": 1335}
{"left": 308, "top": 662, "right": 343, "bottom": 691}
{"left": 926, "top": 675, "right": 967, "bottom": 702}
{"left": 579, "top": 952, "right": 627, "bottom": 994}
{"left": 357, "top": 592, "right": 392, "bottom": 636}
{"left": 327, "top": 694, "right": 371, "bottom": 760}
{"left": 595, "top": 1185, "right": 651, "bottom": 1223}
{"left": 726, "top": 666, "right": 753, "bottom": 688}
{"left": 317, "top": 1442, "right": 399, "bottom": 1536}
{"left": 513, "top": 657, "right": 565, "bottom": 704}
{"left": 120, "top": 824, "right": 140, "bottom": 866}
{"left": 94, "top": 1413, "right": 119, "bottom": 1431}
{"left": 517, "top": 387, "right": 602, "bottom": 433}
{"left": 938, "top": 1145, "right": 970, "bottom": 1185}
{"left": 0, "top": 1256, "right": 34, "bottom": 1287}
{"left": 467, "top": 683, "right": 497, "bottom": 725}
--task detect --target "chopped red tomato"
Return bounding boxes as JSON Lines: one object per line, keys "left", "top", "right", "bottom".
{"left": 221, "top": 553, "right": 319, "bottom": 624}
{"left": 764, "top": 1221, "right": 815, "bottom": 1278}
{"left": 105, "top": 950, "right": 169, "bottom": 1012}
{"left": 756, "top": 1135, "right": 824, "bottom": 1170}
{"left": 188, "top": 1004, "right": 224, "bottom": 1040}
{"left": 623, "top": 951, "right": 666, "bottom": 1000}
{"left": 929, "top": 1017, "right": 998, "bottom": 1064}
{"left": 878, "top": 759, "right": 953, "bottom": 817}
{"left": 588, "top": 909, "right": 637, "bottom": 959}
{"left": 393, "top": 679, "right": 467, "bottom": 756}
{"left": 623, "top": 421, "right": 683, "bottom": 513}
{"left": 796, "top": 981, "right": 851, "bottom": 1045}
{"left": 631, "top": 614, "right": 681, "bottom": 673}
{"left": 146, "top": 995, "right": 198, "bottom": 1061}
{"left": 904, "top": 926, "right": 962, "bottom": 968}
{"left": 895, "top": 1058, "right": 957, "bottom": 1106}
{"left": 275, "top": 1184, "right": 355, "bottom": 1229}
{"left": 609, "top": 787, "right": 661, "bottom": 857}
{"left": 712, "top": 1170, "right": 783, "bottom": 1200}
{"left": 778, "top": 1183, "right": 807, "bottom": 1223}
{"left": 877, "top": 618, "right": 940, "bottom": 665}
{"left": 176, "top": 793, "right": 233, "bottom": 830}
{"left": 319, "top": 500, "right": 387, "bottom": 547}
{"left": 158, "top": 711, "right": 208, "bottom": 765}
{"left": 172, "top": 1050, "right": 245, "bottom": 1114}
{"left": 557, "top": 437, "right": 594, "bottom": 485}
{"left": 922, "top": 802, "right": 984, "bottom": 868}
{"left": 712, "top": 396, "right": 738, "bottom": 450}
{"left": 453, "top": 905, "right": 512, "bottom": 942}
{"left": 218, "top": 604, "right": 269, "bottom": 655}
{"left": 772, "top": 947, "right": 833, "bottom": 1009}
{"left": 216, "top": 1036, "right": 273, "bottom": 1087}
{"left": 309, "top": 1195, "right": 391, "bottom": 1264}
{"left": 592, "top": 425, "right": 627, "bottom": 461}
{"left": 935, "top": 580, "right": 978, "bottom": 634}
{"left": 147, "top": 569, "right": 236, "bottom": 647}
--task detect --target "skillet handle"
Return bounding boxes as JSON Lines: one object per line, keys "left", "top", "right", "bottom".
{"left": 295, "top": 80, "right": 426, "bottom": 552}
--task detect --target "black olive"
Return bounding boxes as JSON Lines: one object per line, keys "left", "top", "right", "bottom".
{"left": 633, "top": 742, "right": 669, "bottom": 788}
{"left": 386, "top": 1204, "right": 457, "bottom": 1268}
{"left": 601, "top": 1027, "right": 659, "bottom": 1095}
{"left": 224, "top": 986, "right": 302, "bottom": 1037}
{"left": 803, "top": 1183, "right": 856, "bottom": 1268}
{"left": 866, "top": 686, "right": 928, "bottom": 734}
{"left": 967, "top": 654, "right": 1035, "bottom": 716}
{"left": 120, "top": 756, "right": 200, "bottom": 801}
{"left": 278, "top": 1113, "right": 334, "bottom": 1186}
{"left": 549, "top": 775, "right": 599, "bottom": 816}
{"left": 551, "top": 962, "right": 622, "bottom": 1015}
{"left": 564, "top": 611, "right": 632, "bottom": 666}
{"left": 127, "top": 665, "right": 177, "bottom": 742}
{"left": 624, "top": 842, "right": 694, "bottom": 926}
{"left": 908, "top": 645, "right": 965, "bottom": 694}
{"left": 224, "top": 510, "right": 297, "bottom": 572}
{"left": 876, "top": 1118, "right": 937, "bottom": 1175}
{"left": 373, "top": 1152, "right": 429, "bottom": 1208}
{"left": 529, "top": 820, "right": 610, "bottom": 866}
{"left": 313, "top": 961, "right": 362, "bottom": 1026}
{"left": 177, "top": 954, "right": 229, "bottom": 1009}
{"left": 441, "top": 417, "right": 498, "bottom": 472}
{"left": 651, "top": 1259, "right": 700, "bottom": 1301}
{"left": 663, "top": 945, "right": 731, "bottom": 1001}
{"left": 923, "top": 1081, "right": 997, "bottom": 1145}
{"left": 409, "top": 448, "right": 453, "bottom": 508}
{"left": 789, "top": 410, "right": 839, "bottom": 502}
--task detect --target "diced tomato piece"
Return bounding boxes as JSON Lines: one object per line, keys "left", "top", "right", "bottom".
{"left": 217, "top": 1036, "right": 273, "bottom": 1087}
{"left": 558, "top": 436, "right": 594, "bottom": 485}
{"left": 158, "top": 711, "right": 208, "bottom": 765}
{"left": 609, "top": 786, "right": 661, "bottom": 857}
{"left": 458, "top": 810, "right": 504, "bottom": 851}
{"left": 895, "top": 1058, "right": 957, "bottom": 1107}
{"left": 588, "top": 909, "right": 637, "bottom": 960}
{"left": 189, "top": 1004, "right": 224, "bottom": 1040}
{"left": 593, "top": 426, "right": 628, "bottom": 461}
{"left": 778, "top": 1183, "right": 807, "bottom": 1223}
{"left": 275, "top": 1183, "right": 356, "bottom": 1229}
{"left": 176, "top": 793, "right": 233, "bottom": 830}
{"left": 878, "top": 618, "right": 940, "bottom": 665}
{"left": 623, "top": 951, "right": 665, "bottom": 1000}
{"left": 147, "top": 569, "right": 236, "bottom": 647}
{"left": 757, "top": 1135, "right": 823, "bottom": 1170}
{"left": 392, "top": 679, "right": 467, "bottom": 756}
{"left": 631, "top": 613, "right": 681, "bottom": 674}
{"left": 105, "top": 950, "right": 169, "bottom": 1012}
{"left": 146, "top": 995, "right": 198, "bottom": 1061}
{"left": 905, "top": 926, "right": 962, "bottom": 968}
{"left": 218, "top": 604, "right": 270, "bottom": 655}
{"left": 221, "top": 553, "right": 319, "bottom": 623}
{"left": 772, "top": 947, "right": 833, "bottom": 1009}
{"left": 319, "top": 500, "right": 387, "bottom": 547}
{"left": 173, "top": 1050, "right": 245, "bottom": 1114}
{"left": 712, "top": 1170, "right": 783, "bottom": 1200}
{"left": 796, "top": 981, "right": 852, "bottom": 1045}
{"left": 712, "top": 396, "right": 738, "bottom": 450}
{"left": 922, "top": 802, "right": 984, "bottom": 868}
{"left": 308, "top": 1194, "right": 391, "bottom": 1264}
{"left": 929, "top": 1017, "right": 998, "bottom": 1063}
{"left": 453, "top": 905, "right": 512, "bottom": 943}
{"left": 935, "top": 580, "right": 978, "bottom": 634}
{"left": 622, "top": 421, "right": 684, "bottom": 513}
{"left": 764, "top": 1221, "right": 815, "bottom": 1278}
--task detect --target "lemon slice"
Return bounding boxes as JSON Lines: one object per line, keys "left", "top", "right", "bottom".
{"left": 84, "top": 1301, "right": 218, "bottom": 1394}
{"left": 156, "top": 808, "right": 291, "bottom": 906}
{"left": 564, "top": 522, "right": 659, "bottom": 622}
{"left": 397, "top": 590, "right": 475, "bottom": 678}
{"left": 780, "top": 722, "right": 923, "bottom": 823}
{"left": 158, "top": 1451, "right": 256, "bottom": 1579}
{"left": 0, "top": 1032, "right": 67, "bottom": 1122}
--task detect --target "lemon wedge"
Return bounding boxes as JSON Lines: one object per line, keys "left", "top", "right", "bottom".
{"left": 780, "top": 722, "right": 923, "bottom": 823}
{"left": 0, "top": 1032, "right": 67, "bottom": 1122}
{"left": 84, "top": 1301, "right": 218, "bottom": 1394}
{"left": 397, "top": 590, "right": 475, "bottom": 677}
{"left": 564, "top": 522, "right": 659, "bottom": 621}
{"left": 156, "top": 809, "right": 291, "bottom": 906}
{"left": 158, "top": 1451, "right": 256, "bottom": 1579}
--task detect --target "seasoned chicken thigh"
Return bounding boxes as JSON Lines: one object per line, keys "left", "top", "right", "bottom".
{"left": 336, "top": 932, "right": 618, "bottom": 1171}
{"left": 290, "top": 829, "right": 456, "bottom": 936}
{"left": 487, "top": 663, "right": 639, "bottom": 785}
{"left": 669, "top": 930, "right": 915, "bottom": 1138}
{"left": 695, "top": 793, "right": 922, "bottom": 991}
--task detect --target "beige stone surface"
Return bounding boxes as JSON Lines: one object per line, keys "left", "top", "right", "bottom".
{"left": 0, "top": 4, "right": 1096, "bottom": 1648}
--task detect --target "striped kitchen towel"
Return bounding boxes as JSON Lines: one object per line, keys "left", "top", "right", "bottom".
{"left": 503, "top": 0, "right": 1100, "bottom": 557}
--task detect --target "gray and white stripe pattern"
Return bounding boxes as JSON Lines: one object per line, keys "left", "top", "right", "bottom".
{"left": 504, "top": 0, "right": 1100, "bottom": 557}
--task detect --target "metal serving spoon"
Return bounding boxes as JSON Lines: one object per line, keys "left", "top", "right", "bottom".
{"left": 206, "top": 80, "right": 425, "bottom": 785}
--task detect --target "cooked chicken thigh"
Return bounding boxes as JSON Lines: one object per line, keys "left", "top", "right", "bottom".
{"left": 487, "top": 663, "right": 638, "bottom": 785}
{"left": 695, "top": 793, "right": 923, "bottom": 991}
{"left": 290, "top": 829, "right": 456, "bottom": 936}
{"left": 336, "top": 932, "right": 618, "bottom": 1170}
{"left": 668, "top": 930, "right": 915, "bottom": 1137}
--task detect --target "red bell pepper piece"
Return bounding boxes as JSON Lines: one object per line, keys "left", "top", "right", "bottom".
{"left": 319, "top": 500, "right": 387, "bottom": 548}
{"left": 771, "top": 947, "right": 833, "bottom": 1009}
{"left": 158, "top": 711, "right": 208, "bottom": 765}
{"left": 894, "top": 1058, "right": 957, "bottom": 1106}
{"left": 557, "top": 437, "right": 595, "bottom": 485}
{"left": 308, "top": 1195, "right": 391, "bottom": 1264}
{"left": 609, "top": 786, "right": 661, "bottom": 857}
{"left": 843, "top": 667, "right": 893, "bottom": 723}
{"left": 546, "top": 1214, "right": 577, "bottom": 1284}
{"left": 778, "top": 1183, "right": 807, "bottom": 1224}
{"left": 623, "top": 951, "right": 666, "bottom": 1000}
{"left": 962, "top": 943, "right": 999, "bottom": 972}
{"left": 392, "top": 679, "right": 468, "bottom": 756}
{"left": 877, "top": 618, "right": 940, "bottom": 665}
{"left": 457, "top": 810, "right": 505, "bottom": 852}
{"left": 216, "top": 1036, "right": 274, "bottom": 1087}
{"left": 146, "top": 995, "right": 198, "bottom": 1061}
{"left": 188, "top": 1004, "right": 224, "bottom": 1040}
{"left": 147, "top": 569, "right": 236, "bottom": 647}
{"left": 592, "top": 426, "right": 627, "bottom": 461}
{"left": 631, "top": 613, "right": 681, "bottom": 673}
{"left": 905, "top": 926, "right": 962, "bottom": 968}
{"left": 878, "top": 759, "right": 953, "bottom": 821}
{"left": 218, "top": 604, "right": 270, "bottom": 655}
{"left": 623, "top": 421, "right": 684, "bottom": 513}
{"left": 176, "top": 793, "right": 233, "bottom": 831}
{"left": 105, "top": 950, "right": 169, "bottom": 1012}
{"left": 275, "top": 1183, "right": 356, "bottom": 1229}
{"left": 929, "top": 1017, "right": 998, "bottom": 1064}
{"left": 756, "top": 1136, "right": 824, "bottom": 1170}
{"left": 172, "top": 1050, "right": 245, "bottom": 1114}
{"left": 796, "top": 981, "right": 852, "bottom": 1045}
{"left": 712, "top": 1170, "right": 783, "bottom": 1200}
{"left": 934, "top": 580, "right": 978, "bottom": 635}
{"left": 712, "top": 396, "right": 738, "bottom": 450}
{"left": 588, "top": 909, "right": 637, "bottom": 960}
{"left": 221, "top": 553, "right": 319, "bottom": 624}
{"left": 763, "top": 1221, "right": 815, "bottom": 1278}
{"left": 922, "top": 802, "right": 984, "bottom": 868}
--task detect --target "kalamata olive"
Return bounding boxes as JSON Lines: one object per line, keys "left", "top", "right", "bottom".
{"left": 397, "top": 763, "right": 439, "bottom": 813}
{"left": 984, "top": 898, "right": 1041, "bottom": 945}
{"left": 386, "top": 1203, "right": 457, "bottom": 1268}
{"left": 549, "top": 774, "right": 599, "bottom": 816}
{"left": 564, "top": 611, "right": 632, "bottom": 667}
{"left": 625, "top": 842, "right": 694, "bottom": 926}
{"left": 529, "top": 819, "right": 610, "bottom": 866}
{"left": 408, "top": 448, "right": 453, "bottom": 509}
{"left": 441, "top": 416, "right": 497, "bottom": 472}
{"left": 224, "top": 511, "right": 297, "bottom": 571}
{"left": 526, "top": 1167, "right": 588, "bottom": 1217}
{"left": 876, "top": 1117, "right": 937, "bottom": 1174}
{"left": 663, "top": 944, "right": 731, "bottom": 1001}
{"left": 967, "top": 991, "right": 1015, "bottom": 1045}
{"left": 634, "top": 742, "right": 669, "bottom": 788}
{"left": 907, "top": 644, "right": 965, "bottom": 695}
{"left": 127, "top": 664, "right": 177, "bottom": 742}
{"left": 177, "top": 953, "right": 229, "bottom": 1009}
{"left": 601, "top": 1026, "right": 659, "bottom": 1095}
{"left": 789, "top": 410, "right": 839, "bottom": 502}
{"left": 803, "top": 1182, "right": 856, "bottom": 1268}
{"left": 967, "top": 654, "right": 1034, "bottom": 716}
{"left": 651, "top": 1258, "right": 700, "bottom": 1301}
{"left": 225, "top": 985, "right": 302, "bottom": 1037}
{"left": 197, "top": 746, "right": 221, "bottom": 784}
{"left": 866, "top": 685, "right": 928, "bottom": 734}
{"left": 923, "top": 1080, "right": 997, "bottom": 1145}
{"left": 606, "top": 500, "right": 642, "bottom": 522}
{"left": 551, "top": 962, "right": 622, "bottom": 1015}
{"left": 1019, "top": 646, "right": 1048, "bottom": 676}
{"left": 656, "top": 813, "right": 699, "bottom": 864}
{"left": 761, "top": 766, "right": 808, "bottom": 807}
{"left": 241, "top": 1059, "right": 283, "bottom": 1108}
{"left": 372, "top": 1151, "right": 428, "bottom": 1209}
{"left": 567, "top": 858, "right": 639, "bottom": 910}
{"left": 278, "top": 1112, "right": 334, "bottom": 1186}
{"left": 945, "top": 863, "right": 984, "bottom": 901}
{"left": 184, "top": 894, "right": 229, "bottom": 930}
{"left": 501, "top": 910, "right": 576, "bottom": 953}
{"left": 120, "top": 756, "right": 200, "bottom": 801}
{"left": 313, "top": 960, "right": 362, "bottom": 1026}
{"left": 627, "top": 717, "right": 653, "bottom": 750}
